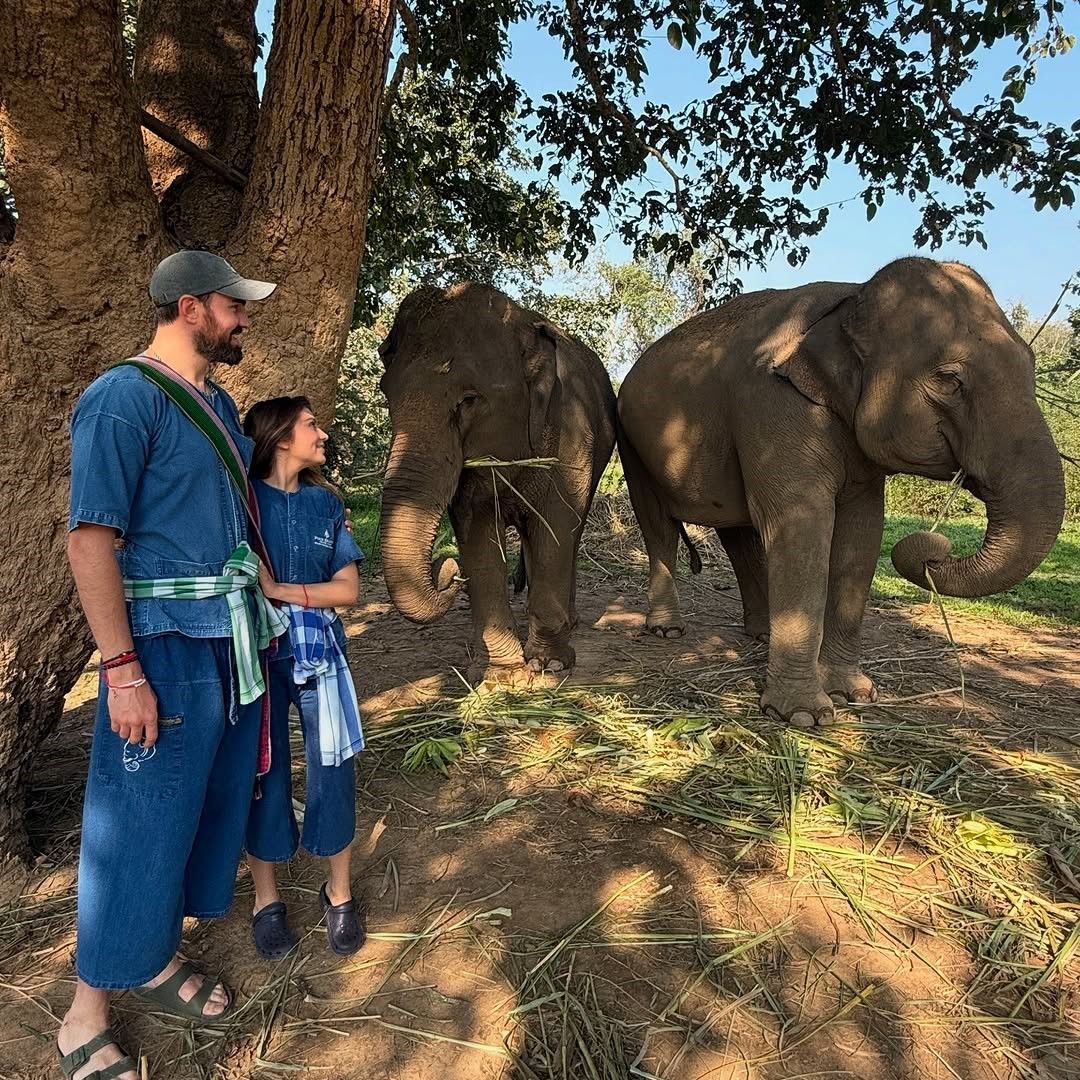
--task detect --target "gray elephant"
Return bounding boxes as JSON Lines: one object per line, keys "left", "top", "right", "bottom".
{"left": 617, "top": 257, "right": 1064, "bottom": 727}
{"left": 378, "top": 283, "right": 617, "bottom": 681}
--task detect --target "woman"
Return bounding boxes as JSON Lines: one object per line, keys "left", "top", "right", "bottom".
{"left": 244, "top": 396, "right": 366, "bottom": 959}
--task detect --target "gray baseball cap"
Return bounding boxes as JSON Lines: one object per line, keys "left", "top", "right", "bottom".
{"left": 149, "top": 250, "right": 277, "bottom": 305}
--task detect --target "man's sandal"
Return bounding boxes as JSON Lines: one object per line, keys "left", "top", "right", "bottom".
{"left": 131, "top": 959, "right": 235, "bottom": 1023}
{"left": 58, "top": 1027, "right": 136, "bottom": 1080}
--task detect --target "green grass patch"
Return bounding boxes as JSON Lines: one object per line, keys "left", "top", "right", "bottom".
{"left": 345, "top": 484, "right": 1079, "bottom": 629}
{"left": 874, "top": 515, "right": 1080, "bottom": 628}
{"left": 343, "top": 491, "right": 457, "bottom": 569}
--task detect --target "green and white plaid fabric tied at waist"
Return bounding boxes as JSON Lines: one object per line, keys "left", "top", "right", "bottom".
{"left": 122, "top": 542, "right": 288, "bottom": 704}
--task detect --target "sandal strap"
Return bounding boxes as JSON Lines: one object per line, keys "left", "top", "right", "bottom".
{"left": 187, "top": 968, "right": 221, "bottom": 1015}
{"left": 97, "top": 1057, "right": 138, "bottom": 1080}
{"left": 136, "top": 958, "right": 231, "bottom": 1020}
{"left": 58, "top": 1028, "right": 127, "bottom": 1078}
{"left": 153, "top": 957, "right": 198, "bottom": 999}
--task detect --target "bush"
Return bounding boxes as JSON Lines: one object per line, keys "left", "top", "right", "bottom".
{"left": 326, "top": 326, "right": 392, "bottom": 495}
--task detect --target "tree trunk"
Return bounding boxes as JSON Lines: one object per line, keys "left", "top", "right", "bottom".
{"left": 220, "top": 0, "right": 395, "bottom": 420}
{"left": 0, "top": 0, "right": 166, "bottom": 859}
{"left": 0, "top": 0, "right": 395, "bottom": 860}
{"left": 134, "top": 0, "right": 260, "bottom": 249}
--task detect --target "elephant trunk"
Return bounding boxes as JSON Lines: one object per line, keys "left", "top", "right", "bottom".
{"left": 380, "top": 431, "right": 461, "bottom": 623}
{"left": 891, "top": 414, "right": 1064, "bottom": 598}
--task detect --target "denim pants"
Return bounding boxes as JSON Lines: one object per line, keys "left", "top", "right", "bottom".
{"left": 76, "top": 634, "right": 262, "bottom": 989}
{"left": 246, "top": 659, "right": 356, "bottom": 862}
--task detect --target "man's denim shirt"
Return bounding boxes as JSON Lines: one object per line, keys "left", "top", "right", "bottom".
{"left": 68, "top": 365, "right": 253, "bottom": 638}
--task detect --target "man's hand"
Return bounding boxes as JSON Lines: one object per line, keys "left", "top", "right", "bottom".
{"left": 344, "top": 507, "right": 354, "bottom": 535}
{"left": 107, "top": 666, "right": 159, "bottom": 747}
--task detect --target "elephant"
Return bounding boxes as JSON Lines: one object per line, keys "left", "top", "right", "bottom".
{"left": 616, "top": 257, "right": 1065, "bottom": 728}
{"left": 378, "top": 282, "right": 617, "bottom": 682}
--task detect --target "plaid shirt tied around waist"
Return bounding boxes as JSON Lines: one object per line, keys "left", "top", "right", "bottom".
{"left": 122, "top": 541, "right": 288, "bottom": 705}
{"left": 282, "top": 603, "right": 365, "bottom": 767}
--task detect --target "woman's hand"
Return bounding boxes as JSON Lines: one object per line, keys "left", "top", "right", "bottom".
{"left": 258, "top": 562, "right": 281, "bottom": 601}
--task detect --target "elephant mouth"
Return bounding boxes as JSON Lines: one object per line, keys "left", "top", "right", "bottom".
{"left": 962, "top": 473, "right": 986, "bottom": 501}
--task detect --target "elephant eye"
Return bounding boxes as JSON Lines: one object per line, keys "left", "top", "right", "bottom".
{"left": 458, "top": 392, "right": 480, "bottom": 408}
{"left": 933, "top": 369, "right": 964, "bottom": 394}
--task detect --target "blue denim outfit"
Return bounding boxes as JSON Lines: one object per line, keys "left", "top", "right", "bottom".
{"left": 69, "top": 365, "right": 262, "bottom": 989}
{"left": 246, "top": 480, "right": 364, "bottom": 860}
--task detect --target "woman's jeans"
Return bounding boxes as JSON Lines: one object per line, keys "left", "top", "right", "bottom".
{"left": 76, "top": 633, "right": 261, "bottom": 989}
{"left": 246, "top": 659, "right": 356, "bottom": 862}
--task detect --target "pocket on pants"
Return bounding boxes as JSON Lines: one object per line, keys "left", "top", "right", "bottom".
{"left": 95, "top": 684, "right": 187, "bottom": 802}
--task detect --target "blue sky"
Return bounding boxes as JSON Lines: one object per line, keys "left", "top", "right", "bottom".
{"left": 254, "top": 3, "right": 1078, "bottom": 317}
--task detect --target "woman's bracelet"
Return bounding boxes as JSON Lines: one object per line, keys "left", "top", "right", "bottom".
{"left": 302, "top": 584, "right": 310, "bottom": 607}
{"left": 107, "top": 676, "right": 147, "bottom": 691}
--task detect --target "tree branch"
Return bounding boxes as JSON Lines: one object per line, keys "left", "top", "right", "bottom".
{"left": 138, "top": 108, "right": 248, "bottom": 190}
{"left": 563, "top": 0, "right": 685, "bottom": 213}
{"left": 385, "top": 0, "right": 420, "bottom": 106}
{"left": 1028, "top": 275, "right": 1074, "bottom": 347}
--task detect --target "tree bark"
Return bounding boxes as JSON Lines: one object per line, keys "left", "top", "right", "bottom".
{"left": 134, "top": 0, "right": 260, "bottom": 249}
{"left": 0, "top": 0, "right": 166, "bottom": 858}
{"left": 0, "top": 0, "right": 394, "bottom": 861}
{"left": 221, "top": 0, "right": 395, "bottom": 420}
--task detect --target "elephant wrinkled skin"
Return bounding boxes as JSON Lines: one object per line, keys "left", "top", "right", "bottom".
{"left": 378, "top": 283, "right": 617, "bottom": 683}
{"left": 616, "top": 257, "right": 1065, "bottom": 727}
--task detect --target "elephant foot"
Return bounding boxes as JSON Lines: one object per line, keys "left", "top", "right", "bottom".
{"left": 742, "top": 614, "right": 769, "bottom": 643}
{"left": 646, "top": 613, "right": 686, "bottom": 639}
{"left": 819, "top": 664, "right": 878, "bottom": 706}
{"left": 467, "top": 662, "right": 537, "bottom": 691}
{"left": 760, "top": 680, "right": 836, "bottom": 729}
{"left": 523, "top": 641, "right": 575, "bottom": 676}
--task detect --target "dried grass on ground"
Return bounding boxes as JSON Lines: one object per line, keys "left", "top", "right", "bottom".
{"left": 0, "top": 493, "right": 1077, "bottom": 1080}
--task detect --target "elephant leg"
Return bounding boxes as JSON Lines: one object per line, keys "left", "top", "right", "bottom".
{"left": 453, "top": 511, "right": 526, "bottom": 683}
{"left": 619, "top": 438, "right": 684, "bottom": 637}
{"left": 756, "top": 503, "right": 837, "bottom": 728}
{"left": 521, "top": 527, "right": 577, "bottom": 673}
{"left": 717, "top": 526, "right": 769, "bottom": 640}
{"left": 819, "top": 481, "right": 884, "bottom": 706}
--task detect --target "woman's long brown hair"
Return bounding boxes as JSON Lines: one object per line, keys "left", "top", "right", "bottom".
{"left": 243, "top": 396, "right": 340, "bottom": 498}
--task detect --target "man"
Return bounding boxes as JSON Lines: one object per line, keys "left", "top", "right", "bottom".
{"left": 60, "top": 251, "right": 278, "bottom": 1080}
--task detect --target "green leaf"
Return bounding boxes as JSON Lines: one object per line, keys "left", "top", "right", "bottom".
{"left": 954, "top": 813, "right": 1021, "bottom": 857}
{"left": 483, "top": 797, "right": 520, "bottom": 822}
{"left": 866, "top": 202, "right": 877, "bottom": 221}
{"left": 667, "top": 23, "right": 683, "bottom": 50}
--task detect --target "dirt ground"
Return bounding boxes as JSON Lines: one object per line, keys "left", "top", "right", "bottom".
{"left": 1, "top": 526, "right": 1078, "bottom": 1080}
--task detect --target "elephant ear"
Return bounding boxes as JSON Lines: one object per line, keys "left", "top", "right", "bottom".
{"left": 770, "top": 291, "right": 862, "bottom": 425}
{"left": 377, "top": 331, "right": 395, "bottom": 367}
{"left": 524, "top": 321, "right": 562, "bottom": 456}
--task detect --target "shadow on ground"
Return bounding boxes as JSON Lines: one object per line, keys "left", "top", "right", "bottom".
{"left": 1, "top": 504, "right": 1077, "bottom": 1080}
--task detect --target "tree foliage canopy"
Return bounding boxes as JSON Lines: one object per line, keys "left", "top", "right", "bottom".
{"left": 528, "top": 0, "right": 1078, "bottom": 293}
{"left": 5, "top": 2, "right": 1078, "bottom": 311}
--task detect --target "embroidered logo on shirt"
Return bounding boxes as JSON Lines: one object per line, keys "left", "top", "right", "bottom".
{"left": 314, "top": 528, "right": 333, "bottom": 549}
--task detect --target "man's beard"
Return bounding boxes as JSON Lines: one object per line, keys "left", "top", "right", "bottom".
{"left": 194, "top": 327, "right": 243, "bottom": 367}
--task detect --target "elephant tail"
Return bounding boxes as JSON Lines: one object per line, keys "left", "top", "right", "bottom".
{"left": 678, "top": 524, "right": 703, "bottom": 574}
{"left": 512, "top": 551, "right": 528, "bottom": 593}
